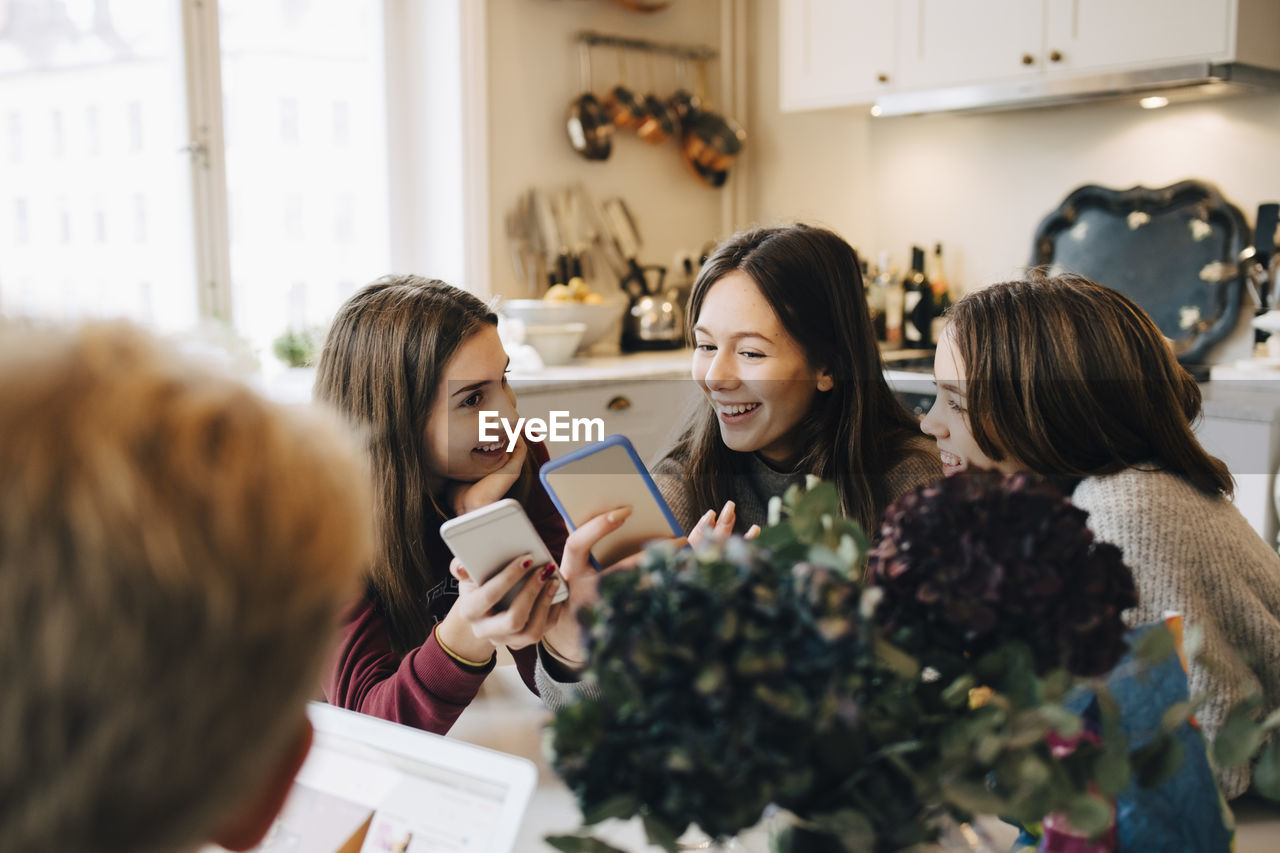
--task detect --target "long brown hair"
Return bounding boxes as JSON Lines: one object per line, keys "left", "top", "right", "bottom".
{"left": 947, "top": 272, "right": 1233, "bottom": 496}
{"left": 313, "top": 275, "right": 535, "bottom": 652}
{"left": 669, "top": 223, "right": 928, "bottom": 533}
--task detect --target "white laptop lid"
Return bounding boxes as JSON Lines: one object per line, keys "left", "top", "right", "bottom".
{"left": 202, "top": 702, "right": 538, "bottom": 853}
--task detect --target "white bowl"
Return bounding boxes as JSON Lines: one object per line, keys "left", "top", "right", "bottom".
{"left": 523, "top": 322, "right": 587, "bottom": 366}
{"left": 499, "top": 292, "right": 628, "bottom": 352}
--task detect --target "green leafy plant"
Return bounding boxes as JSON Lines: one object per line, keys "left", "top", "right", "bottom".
{"left": 271, "top": 326, "right": 322, "bottom": 368}
{"left": 546, "top": 474, "right": 1279, "bottom": 853}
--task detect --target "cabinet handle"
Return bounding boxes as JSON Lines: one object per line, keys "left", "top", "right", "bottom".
{"left": 1021, "top": 53, "right": 1035, "bottom": 66}
{"left": 606, "top": 395, "right": 632, "bottom": 412}
{"left": 1049, "top": 49, "right": 1063, "bottom": 63}
{"left": 876, "top": 72, "right": 889, "bottom": 84}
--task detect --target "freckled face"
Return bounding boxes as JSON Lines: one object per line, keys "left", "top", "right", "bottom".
{"left": 423, "top": 325, "right": 519, "bottom": 489}
{"left": 919, "top": 329, "right": 1022, "bottom": 477}
{"left": 691, "top": 271, "right": 833, "bottom": 466}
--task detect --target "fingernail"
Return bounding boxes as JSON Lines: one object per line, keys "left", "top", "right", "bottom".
{"left": 522, "top": 557, "right": 533, "bottom": 569}
{"left": 723, "top": 500, "right": 735, "bottom": 514}
{"left": 701, "top": 509, "right": 715, "bottom": 521}
{"left": 606, "top": 506, "right": 633, "bottom": 524}
{"left": 539, "top": 564, "right": 556, "bottom": 581}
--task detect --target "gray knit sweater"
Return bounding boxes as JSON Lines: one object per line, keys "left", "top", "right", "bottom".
{"left": 1073, "top": 467, "right": 1280, "bottom": 799}
{"left": 651, "top": 434, "right": 943, "bottom": 535}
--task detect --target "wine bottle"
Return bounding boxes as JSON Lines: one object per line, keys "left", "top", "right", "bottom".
{"left": 879, "top": 252, "right": 903, "bottom": 348}
{"left": 902, "top": 245, "right": 933, "bottom": 347}
{"left": 927, "top": 243, "right": 952, "bottom": 342}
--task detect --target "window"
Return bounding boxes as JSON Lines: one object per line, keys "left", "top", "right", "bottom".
{"left": 0, "top": 0, "right": 197, "bottom": 328}
{"left": 0, "top": 0, "right": 479, "bottom": 366}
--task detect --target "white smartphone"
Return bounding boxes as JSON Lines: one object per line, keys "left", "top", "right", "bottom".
{"left": 538, "top": 434, "right": 684, "bottom": 569}
{"left": 439, "top": 498, "right": 568, "bottom": 609}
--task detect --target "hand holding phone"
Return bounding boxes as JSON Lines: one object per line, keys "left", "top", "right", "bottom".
{"left": 538, "top": 435, "right": 684, "bottom": 569}
{"left": 440, "top": 499, "right": 568, "bottom": 609}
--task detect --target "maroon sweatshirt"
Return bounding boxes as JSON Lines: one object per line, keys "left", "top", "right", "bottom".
{"left": 323, "top": 442, "right": 569, "bottom": 734}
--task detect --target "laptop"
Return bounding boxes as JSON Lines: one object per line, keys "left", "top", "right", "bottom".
{"left": 202, "top": 702, "right": 538, "bottom": 853}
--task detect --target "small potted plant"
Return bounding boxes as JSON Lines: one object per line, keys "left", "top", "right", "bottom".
{"left": 271, "top": 325, "right": 322, "bottom": 369}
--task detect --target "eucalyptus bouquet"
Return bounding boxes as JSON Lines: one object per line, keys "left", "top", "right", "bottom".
{"left": 546, "top": 473, "right": 1275, "bottom": 853}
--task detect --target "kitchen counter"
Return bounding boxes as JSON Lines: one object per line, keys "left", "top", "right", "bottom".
{"left": 508, "top": 345, "right": 938, "bottom": 392}
{"left": 1203, "top": 369, "right": 1280, "bottom": 422}
{"left": 508, "top": 348, "right": 693, "bottom": 393}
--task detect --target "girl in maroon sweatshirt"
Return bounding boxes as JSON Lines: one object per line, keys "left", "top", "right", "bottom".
{"left": 313, "top": 275, "right": 625, "bottom": 733}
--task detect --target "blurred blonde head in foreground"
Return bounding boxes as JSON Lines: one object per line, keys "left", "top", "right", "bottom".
{"left": 0, "top": 321, "right": 373, "bottom": 853}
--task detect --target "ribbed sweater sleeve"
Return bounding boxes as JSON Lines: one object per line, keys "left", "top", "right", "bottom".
{"left": 1073, "top": 468, "right": 1280, "bottom": 799}
{"left": 324, "top": 597, "right": 492, "bottom": 735}
{"left": 653, "top": 451, "right": 701, "bottom": 534}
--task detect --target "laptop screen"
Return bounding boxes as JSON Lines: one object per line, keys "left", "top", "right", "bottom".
{"left": 202, "top": 702, "right": 538, "bottom": 853}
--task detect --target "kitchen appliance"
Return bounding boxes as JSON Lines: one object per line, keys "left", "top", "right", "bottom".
{"left": 622, "top": 264, "right": 685, "bottom": 351}
{"left": 875, "top": 61, "right": 1280, "bottom": 117}
{"left": 1032, "top": 179, "right": 1250, "bottom": 373}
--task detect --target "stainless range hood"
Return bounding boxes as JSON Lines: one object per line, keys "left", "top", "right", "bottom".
{"left": 873, "top": 62, "right": 1280, "bottom": 117}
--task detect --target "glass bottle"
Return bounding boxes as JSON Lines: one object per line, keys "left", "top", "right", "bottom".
{"left": 927, "top": 243, "right": 952, "bottom": 342}
{"left": 902, "top": 245, "right": 933, "bottom": 348}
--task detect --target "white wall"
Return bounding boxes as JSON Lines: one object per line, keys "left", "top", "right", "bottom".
{"left": 865, "top": 95, "right": 1280, "bottom": 297}
{"left": 483, "top": 0, "right": 727, "bottom": 298}
{"left": 745, "top": 0, "right": 1280, "bottom": 361}
{"left": 743, "top": 0, "right": 873, "bottom": 245}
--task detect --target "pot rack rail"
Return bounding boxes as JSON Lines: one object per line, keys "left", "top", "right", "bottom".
{"left": 574, "top": 29, "right": 718, "bottom": 62}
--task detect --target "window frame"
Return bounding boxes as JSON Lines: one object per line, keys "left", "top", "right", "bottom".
{"left": 176, "top": 0, "right": 485, "bottom": 331}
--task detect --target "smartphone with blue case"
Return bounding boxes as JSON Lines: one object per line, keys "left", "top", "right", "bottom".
{"left": 538, "top": 434, "right": 683, "bottom": 569}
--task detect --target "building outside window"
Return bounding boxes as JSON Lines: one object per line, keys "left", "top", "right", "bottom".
{"left": 0, "top": 0, "right": 398, "bottom": 367}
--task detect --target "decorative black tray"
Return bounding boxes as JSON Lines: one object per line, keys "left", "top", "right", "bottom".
{"left": 1031, "top": 180, "right": 1249, "bottom": 365}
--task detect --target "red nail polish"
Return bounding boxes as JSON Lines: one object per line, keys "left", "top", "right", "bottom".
{"left": 539, "top": 564, "right": 556, "bottom": 581}
{"left": 522, "top": 558, "right": 533, "bottom": 569}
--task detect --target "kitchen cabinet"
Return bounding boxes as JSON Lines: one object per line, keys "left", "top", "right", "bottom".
{"left": 779, "top": 0, "right": 899, "bottom": 111}
{"left": 898, "top": 0, "right": 1236, "bottom": 90}
{"left": 894, "top": 0, "right": 1045, "bottom": 91}
{"left": 780, "top": 0, "right": 1280, "bottom": 111}
{"left": 510, "top": 348, "right": 704, "bottom": 465}
{"left": 515, "top": 380, "right": 701, "bottom": 464}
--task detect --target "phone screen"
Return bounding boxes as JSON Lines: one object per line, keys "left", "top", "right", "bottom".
{"left": 539, "top": 435, "right": 682, "bottom": 568}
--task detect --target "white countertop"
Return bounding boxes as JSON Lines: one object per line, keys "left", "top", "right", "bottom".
{"left": 508, "top": 348, "right": 694, "bottom": 393}
{"left": 256, "top": 353, "right": 1280, "bottom": 427}
{"left": 1205, "top": 365, "right": 1280, "bottom": 422}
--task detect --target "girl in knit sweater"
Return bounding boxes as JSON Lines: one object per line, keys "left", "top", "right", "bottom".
{"left": 920, "top": 272, "right": 1280, "bottom": 799}
{"left": 653, "top": 224, "right": 940, "bottom": 541}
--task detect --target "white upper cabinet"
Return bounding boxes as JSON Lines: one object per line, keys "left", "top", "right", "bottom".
{"left": 1043, "top": 0, "right": 1234, "bottom": 75}
{"left": 895, "top": 0, "right": 1045, "bottom": 90}
{"left": 779, "top": 0, "right": 899, "bottom": 110}
{"left": 780, "top": 0, "right": 1280, "bottom": 111}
